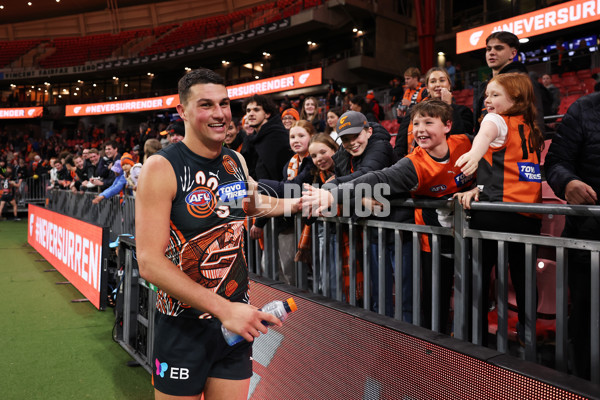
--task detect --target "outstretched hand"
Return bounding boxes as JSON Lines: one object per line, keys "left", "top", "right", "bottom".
{"left": 92, "top": 195, "right": 104, "bottom": 204}
{"left": 301, "top": 184, "right": 334, "bottom": 217}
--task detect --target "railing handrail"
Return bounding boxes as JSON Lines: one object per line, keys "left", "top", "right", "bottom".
{"left": 45, "top": 188, "right": 600, "bottom": 385}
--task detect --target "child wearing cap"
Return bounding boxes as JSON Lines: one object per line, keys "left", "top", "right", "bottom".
{"left": 121, "top": 152, "right": 142, "bottom": 194}
{"left": 323, "top": 110, "right": 395, "bottom": 304}
{"left": 303, "top": 101, "right": 475, "bottom": 330}
{"left": 332, "top": 110, "right": 394, "bottom": 184}
{"left": 160, "top": 120, "right": 185, "bottom": 148}
{"left": 92, "top": 152, "right": 138, "bottom": 203}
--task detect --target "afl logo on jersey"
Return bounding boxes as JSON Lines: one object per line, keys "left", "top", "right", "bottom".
{"left": 186, "top": 186, "right": 216, "bottom": 218}
{"left": 430, "top": 184, "right": 447, "bottom": 193}
{"left": 186, "top": 189, "right": 213, "bottom": 206}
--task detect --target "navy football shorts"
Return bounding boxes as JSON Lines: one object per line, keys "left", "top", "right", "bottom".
{"left": 152, "top": 312, "right": 253, "bottom": 396}
{"left": 0, "top": 194, "right": 14, "bottom": 202}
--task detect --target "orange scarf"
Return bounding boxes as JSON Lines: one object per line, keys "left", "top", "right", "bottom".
{"left": 318, "top": 170, "right": 334, "bottom": 184}
{"left": 287, "top": 152, "right": 308, "bottom": 180}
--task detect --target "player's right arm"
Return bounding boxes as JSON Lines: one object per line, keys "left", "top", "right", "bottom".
{"left": 135, "top": 155, "right": 280, "bottom": 342}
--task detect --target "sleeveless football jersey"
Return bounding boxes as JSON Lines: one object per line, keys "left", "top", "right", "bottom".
{"left": 2, "top": 178, "right": 12, "bottom": 195}
{"left": 408, "top": 134, "right": 474, "bottom": 199}
{"left": 156, "top": 142, "right": 249, "bottom": 318}
{"left": 407, "top": 134, "right": 474, "bottom": 252}
{"left": 477, "top": 115, "right": 542, "bottom": 207}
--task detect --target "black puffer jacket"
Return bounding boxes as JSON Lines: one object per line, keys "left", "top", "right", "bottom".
{"left": 544, "top": 93, "right": 600, "bottom": 240}
{"left": 331, "top": 122, "right": 411, "bottom": 225}
{"left": 248, "top": 116, "right": 294, "bottom": 181}
{"left": 333, "top": 122, "right": 394, "bottom": 183}
{"left": 472, "top": 61, "right": 545, "bottom": 134}
{"left": 545, "top": 92, "right": 600, "bottom": 237}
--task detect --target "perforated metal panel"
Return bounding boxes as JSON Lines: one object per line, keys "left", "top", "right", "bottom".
{"left": 248, "top": 282, "right": 587, "bottom": 400}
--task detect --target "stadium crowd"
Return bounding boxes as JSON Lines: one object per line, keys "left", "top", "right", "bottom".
{"left": 1, "top": 30, "right": 600, "bottom": 379}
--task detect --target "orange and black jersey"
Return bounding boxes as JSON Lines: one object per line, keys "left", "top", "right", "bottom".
{"left": 156, "top": 142, "right": 250, "bottom": 318}
{"left": 407, "top": 134, "right": 474, "bottom": 198}
{"left": 331, "top": 134, "right": 473, "bottom": 200}
{"left": 2, "top": 177, "right": 14, "bottom": 195}
{"left": 477, "top": 114, "right": 542, "bottom": 207}
{"left": 393, "top": 100, "right": 475, "bottom": 159}
{"left": 407, "top": 135, "right": 474, "bottom": 251}
{"left": 329, "top": 134, "right": 474, "bottom": 251}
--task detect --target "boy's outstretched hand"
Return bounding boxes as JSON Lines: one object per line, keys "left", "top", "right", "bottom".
{"left": 301, "top": 183, "right": 334, "bottom": 217}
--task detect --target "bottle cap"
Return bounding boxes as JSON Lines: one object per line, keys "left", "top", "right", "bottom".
{"left": 286, "top": 298, "right": 298, "bottom": 313}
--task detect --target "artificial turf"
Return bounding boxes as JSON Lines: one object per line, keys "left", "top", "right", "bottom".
{"left": 0, "top": 218, "right": 154, "bottom": 399}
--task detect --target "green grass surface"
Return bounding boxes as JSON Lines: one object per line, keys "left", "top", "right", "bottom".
{"left": 0, "top": 219, "right": 154, "bottom": 400}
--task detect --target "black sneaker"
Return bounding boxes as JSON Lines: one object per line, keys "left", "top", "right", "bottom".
{"left": 13, "top": 217, "right": 21, "bottom": 221}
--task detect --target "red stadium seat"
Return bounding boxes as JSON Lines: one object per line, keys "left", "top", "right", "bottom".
{"left": 582, "top": 78, "right": 597, "bottom": 93}
{"left": 576, "top": 69, "right": 592, "bottom": 79}
{"left": 565, "top": 84, "right": 585, "bottom": 96}
{"left": 540, "top": 181, "right": 566, "bottom": 238}
{"left": 0, "top": 39, "right": 44, "bottom": 67}
{"left": 557, "top": 94, "right": 581, "bottom": 115}
{"left": 560, "top": 75, "right": 580, "bottom": 87}
{"left": 539, "top": 139, "right": 552, "bottom": 166}
{"left": 380, "top": 119, "right": 399, "bottom": 134}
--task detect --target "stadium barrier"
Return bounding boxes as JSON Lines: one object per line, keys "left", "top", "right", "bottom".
{"left": 114, "top": 237, "right": 599, "bottom": 399}
{"left": 47, "top": 189, "right": 135, "bottom": 243}
{"left": 20, "top": 175, "right": 49, "bottom": 205}
{"left": 26, "top": 204, "right": 109, "bottom": 310}
{"left": 44, "top": 189, "right": 600, "bottom": 389}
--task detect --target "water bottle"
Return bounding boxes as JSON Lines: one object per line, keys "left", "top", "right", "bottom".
{"left": 221, "top": 298, "right": 298, "bottom": 346}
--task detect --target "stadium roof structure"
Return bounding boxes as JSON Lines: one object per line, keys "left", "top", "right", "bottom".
{"left": 0, "top": 0, "right": 170, "bottom": 24}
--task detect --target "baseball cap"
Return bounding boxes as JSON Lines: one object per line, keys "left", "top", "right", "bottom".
{"left": 160, "top": 120, "right": 185, "bottom": 136}
{"left": 336, "top": 111, "right": 368, "bottom": 136}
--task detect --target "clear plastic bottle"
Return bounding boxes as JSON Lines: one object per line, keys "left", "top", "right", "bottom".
{"left": 221, "top": 298, "right": 298, "bottom": 346}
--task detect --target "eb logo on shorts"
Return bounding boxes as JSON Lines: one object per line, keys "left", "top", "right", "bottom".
{"left": 518, "top": 162, "right": 541, "bottom": 182}
{"left": 155, "top": 358, "right": 190, "bottom": 380}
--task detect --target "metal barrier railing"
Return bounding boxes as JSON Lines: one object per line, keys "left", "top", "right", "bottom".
{"left": 458, "top": 200, "right": 600, "bottom": 382}
{"left": 47, "top": 189, "right": 135, "bottom": 242}
{"left": 43, "top": 189, "right": 600, "bottom": 384}
{"left": 19, "top": 174, "right": 50, "bottom": 205}
{"left": 247, "top": 198, "right": 600, "bottom": 384}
